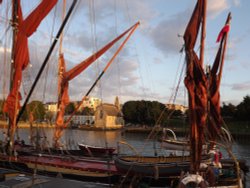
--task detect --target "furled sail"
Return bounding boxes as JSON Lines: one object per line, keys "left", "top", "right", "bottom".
{"left": 54, "top": 23, "right": 139, "bottom": 147}
{"left": 183, "top": 0, "right": 207, "bottom": 172}
{"left": 208, "top": 13, "right": 231, "bottom": 146}
{"left": 3, "top": 0, "right": 58, "bottom": 143}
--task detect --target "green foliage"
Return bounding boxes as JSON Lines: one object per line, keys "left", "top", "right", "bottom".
{"left": 235, "top": 95, "right": 250, "bottom": 121}
{"left": 122, "top": 100, "right": 181, "bottom": 126}
{"left": 80, "top": 107, "right": 94, "bottom": 115}
{"left": 26, "top": 100, "right": 46, "bottom": 121}
{"left": 221, "top": 95, "right": 250, "bottom": 121}
{"left": 65, "top": 102, "right": 75, "bottom": 115}
{"left": 221, "top": 102, "right": 236, "bottom": 118}
{"left": 45, "top": 111, "right": 55, "bottom": 125}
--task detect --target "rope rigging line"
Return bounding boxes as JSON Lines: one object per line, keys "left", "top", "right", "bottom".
{"left": 62, "top": 22, "right": 140, "bottom": 129}
{"left": 42, "top": 0, "right": 58, "bottom": 103}
{"left": 89, "top": 0, "right": 103, "bottom": 100}
{"left": 2, "top": 3, "right": 11, "bottom": 102}
{"left": 127, "top": 49, "right": 187, "bottom": 160}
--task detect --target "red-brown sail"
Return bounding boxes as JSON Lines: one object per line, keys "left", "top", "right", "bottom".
{"left": 3, "top": 0, "right": 57, "bottom": 137}
{"left": 54, "top": 23, "right": 139, "bottom": 146}
{"left": 208, "top": 13, "right": 231, "bottom": 146}
{"left": 183, "top": 0, "right": 207, "bottom": 172}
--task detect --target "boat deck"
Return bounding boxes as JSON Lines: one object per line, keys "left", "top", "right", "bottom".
{"left": 0, "top": 153, "right": 119, "bottom": 178}
{"left": 0, "top": 170, "right": 111, "bottom": 188}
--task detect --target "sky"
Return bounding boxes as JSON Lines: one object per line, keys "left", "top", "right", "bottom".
{"left": 0, "top": 0, "right": 250, "bottom": 106}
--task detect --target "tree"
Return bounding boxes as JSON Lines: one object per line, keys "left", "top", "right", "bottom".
{"left": 235, "top": 95, "right": 250, "bottom": 121}
{"left": 26, "top": 101, "right": 46, "bottom": 121}
{"left": 80, "top": 107, "right": 94, "bottom": 115}
{"left": 65, "top": 102, "right": 75, "bottom": 115}
{"left": 45, "top": 111, "right": 55, "bottom": 125}
{"left": 122, "top": 101, "right": 138, "bottom": 124}
{"left": 122, "top": 100, "right": 168, "bottom": 126}
{"left": 221, "top": 102, "right": 236, "bottom": 118}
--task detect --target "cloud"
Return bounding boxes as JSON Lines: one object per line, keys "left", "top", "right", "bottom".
{"left": 149, "top": 0, "right": 242, "bottom": 57}
{"left": 231, "top": 81, "right": 250, "bottom": 91}
{"left": 84, "top": 0, "right": 157, "bottom": 29}
{"left": 207, "top": 0, "right": 241, "bottom": 18}
{"left": 60, "top": 56, "right": 141, "bottom": 103}
{"left": 232, "top": 0, "right": 241, "bottom": 6}
{"left": 149, "top": 10, "right": 187, "bottom": 56}
{"left": 207, "top": 0, "right": 229, "bottom": 18}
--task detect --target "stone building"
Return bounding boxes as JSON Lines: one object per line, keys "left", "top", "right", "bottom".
{"left": 94, "top": 97, "right": 124, "bottom": 129}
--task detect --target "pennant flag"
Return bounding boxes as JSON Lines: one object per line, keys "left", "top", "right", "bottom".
{"left": 216, "top": 24, "right": 230, "bottom": 43}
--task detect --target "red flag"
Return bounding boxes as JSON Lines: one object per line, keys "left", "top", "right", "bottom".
{"left": 216, "top": 24, "right": 230, "bottom": 43}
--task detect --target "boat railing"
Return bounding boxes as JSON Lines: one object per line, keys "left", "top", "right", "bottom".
{"left": 162, "top": 128, "right": 177, "bottom": 140}
{"left": 117, "top": 140, "right": 139, "bottom": 156}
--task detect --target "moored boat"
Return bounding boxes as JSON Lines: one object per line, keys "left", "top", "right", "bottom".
{"left": 114, "top": 155, "right": 211, "bottom": 178}
{"left": 78, "top": 143, "right": 116, "bottom": 156}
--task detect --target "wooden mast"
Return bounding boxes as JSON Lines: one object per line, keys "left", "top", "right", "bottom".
{"left": 7, "top": 0, "right": 19, "bottom": 154}
{"left": 200, "top": 0, "right": 207, "bottom": 67}
{"left": 16, "top": 0, "right": 78, "bottom": 124}
{"left": 59, "top": 0, "right": 66, "bottom": 55}
{"left": 58, "top": 0, "right": 66, "bottom": 101}
{"left": 54, "top": 0, "right": 66, "bottom": 147}
{"left": 217, "top": 13, "right": 231, "bottom": 84}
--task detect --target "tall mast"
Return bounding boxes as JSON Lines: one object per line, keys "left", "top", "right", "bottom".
{"left": 200, "top": 0, "right": 207, "bottom": 67}
{"left": 59, "top": 0, "right": 66, "bottom": 55}
{"left": 58, "top": 0, "right": 66, "bottom": 101}
{"left": 10, "top": 0, "right": 18, "bottom": 89}
{"left": 7, "top": 0, "right": 19, "bottom": 150}
{"left": 16, "top": 0, "right": 78, "bottom": 124}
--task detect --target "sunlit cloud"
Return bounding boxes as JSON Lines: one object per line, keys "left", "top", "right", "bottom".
{"left": 231, "top": 81, "right": 250, "bottom": 91}
{"left": 149, "top": 10, "right": 187, "bottom": 56}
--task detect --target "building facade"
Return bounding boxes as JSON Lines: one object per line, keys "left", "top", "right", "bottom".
{"left": 94, "top": 103, "right": 124, "bottom": 129}
{"left": 166, "top": 103, "right": 188, "bottom": 113}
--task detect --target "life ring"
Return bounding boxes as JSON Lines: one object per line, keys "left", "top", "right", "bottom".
{"left": 178, "top": 174, "right": 207, "bottom": 188}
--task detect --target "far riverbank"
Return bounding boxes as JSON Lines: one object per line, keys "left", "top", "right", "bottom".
{"left": 0, "top": 120, "right": 55, "bottom": 128}
{"left": 1, "top": 120, "right": 249, "bottom": 140}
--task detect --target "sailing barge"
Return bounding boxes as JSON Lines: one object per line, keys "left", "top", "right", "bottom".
{"left": 0, "top": 0, "right": 138, "bottom": 184}
{"left": 114, "top": 0, "right": 248, "bottom": 187}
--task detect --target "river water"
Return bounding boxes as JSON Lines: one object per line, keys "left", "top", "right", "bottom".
{"left": 0, "top": 128, "right": 249, "bottom": 186}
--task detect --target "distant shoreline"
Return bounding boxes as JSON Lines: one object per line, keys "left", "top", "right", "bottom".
{"left": 0, "top": 120, "right": 55, "bottom": 128}
{"left": 1, "top": 120, "right": 249, "bottom": 138}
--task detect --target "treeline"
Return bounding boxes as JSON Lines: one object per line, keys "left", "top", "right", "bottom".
{"left": 122, "top": 100, "right": 183, "bottom": 126}
{"left": 221, "top": 95, "right": 250, "bottom": 121}
{"left": 1, "top": 95, "right": 250, "bottom": 124}
{"left": 122, "top": 95, "right": 250, "bottom": 126}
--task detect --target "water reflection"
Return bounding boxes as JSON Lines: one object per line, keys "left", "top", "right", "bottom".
{"left": 0, "top": 128, "right": 249, "bottom": 185}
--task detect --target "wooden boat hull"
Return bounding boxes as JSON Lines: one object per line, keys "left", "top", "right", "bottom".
{"left": 0, "top": 153, "right": 119, "bottom": 183}
{"left": 78, "top": 144, "right": 116, "bottom": 156}
{"left": 114, "top": 155, "right": 206, "bottom": 178}
{"left": 160, "top": 138, "right": 190, "bottom": 151}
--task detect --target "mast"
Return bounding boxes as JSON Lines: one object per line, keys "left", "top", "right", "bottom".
{"left": 207, "top": 13, "right": 231, "bottom": 148}
{"left": 183, "top": 0, "right": 207, "bottom": 172}
{"left": 200, "top": 0, "right": 207, "bottom": 67}
{"left": 10, "top": 0, "right": 18, "bottom": 90}
{"left": 7, "top": 0, "right": 19, "bottom": 152}
{"left": 59, "top": 0, "right": 66, "bottom": 55}
{"left": 217, "top": 13, "right": 231, "bottom": 82}
{"left": 53, "top": 22, "right": 140, "bottom": 146}
{"left": 58, "top": 0, "right": 66, "bottom": 109}
{"left": 16, "top": 0, "right": 78, "bottom": 124}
